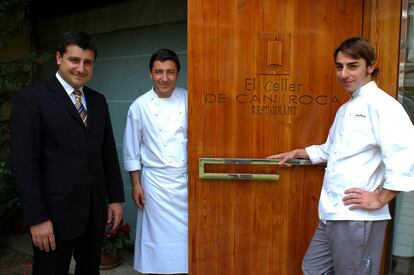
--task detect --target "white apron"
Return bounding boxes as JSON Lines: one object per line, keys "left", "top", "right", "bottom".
{"left": 134, "top": 166, "right": 188, "bottom": 273}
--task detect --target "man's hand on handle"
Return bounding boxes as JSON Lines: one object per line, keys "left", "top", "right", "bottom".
{"left": 267, "top": 148, "right": 309, "bottom": 166}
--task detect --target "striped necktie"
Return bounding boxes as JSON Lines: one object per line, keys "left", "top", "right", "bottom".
{"left": 73, "top": 90, "right": 88, "bottom": 127}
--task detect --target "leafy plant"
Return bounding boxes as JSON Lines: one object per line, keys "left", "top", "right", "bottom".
{"left": 102, "top": 220, "right": 131, "bottom": 256}
{"left": 0, "top": 0, "right": 50, "bottom": 232}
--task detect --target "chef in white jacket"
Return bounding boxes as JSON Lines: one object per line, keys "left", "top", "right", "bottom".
{"left": 268, "top": 38, "right": 414, "bottom": 275}
{"left": 123, "top": 49, "right": 188, "bottom": 274}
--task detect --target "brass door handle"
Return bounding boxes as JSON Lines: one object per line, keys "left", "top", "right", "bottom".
{"left": 199, "top": 158, "right": 314, "bottom": 180}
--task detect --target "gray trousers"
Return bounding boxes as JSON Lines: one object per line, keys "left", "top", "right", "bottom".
{"left": 302, "top": 220, "right": 388, "bottom": 275}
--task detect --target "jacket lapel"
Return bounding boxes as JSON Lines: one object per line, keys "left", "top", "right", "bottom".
{"left": 48, "top": 77, "right": 86, "bottom": 128}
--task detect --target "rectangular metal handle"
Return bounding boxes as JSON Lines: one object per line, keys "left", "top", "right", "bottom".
{"left": 199, "top": 157, "right": 313, "bottom": 180}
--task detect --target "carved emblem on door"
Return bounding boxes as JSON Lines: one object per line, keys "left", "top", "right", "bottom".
{"left": 258, "top": 33, "right": 291, "bottom": 75}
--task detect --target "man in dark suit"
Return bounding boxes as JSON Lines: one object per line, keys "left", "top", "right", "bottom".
{"left": 10, "top": 31, "right": 125, "bottom": 275}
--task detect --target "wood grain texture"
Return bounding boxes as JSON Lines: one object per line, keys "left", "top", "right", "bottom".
{"left": 363, "top": 0, "right": 402, "bottom": 97}
{"left": 188, "top": 0, "right": 402, "bottom": 274}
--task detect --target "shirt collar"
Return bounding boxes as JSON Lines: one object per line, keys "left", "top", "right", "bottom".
{"left": 150, "top": 87, "right": 178, "bottom": 100}
{"left": 351, "top": 81, "right": 376, "bottom": 98}
{"left": 55, "top": 72, "right": 84, "bottom": 97}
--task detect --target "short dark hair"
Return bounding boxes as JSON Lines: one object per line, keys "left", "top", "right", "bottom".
{"left": 57, "top": 31, "right": 97, "bottom": 59}
{"left": 149, "top": 49, "right": 180, "bottom": 72}
{"left": 334, "top": 37, "right": 378, "bottom": 77}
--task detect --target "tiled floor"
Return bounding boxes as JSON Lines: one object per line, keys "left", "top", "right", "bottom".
{"left": 0, "top": 232, "right": 140, "bottom": 274}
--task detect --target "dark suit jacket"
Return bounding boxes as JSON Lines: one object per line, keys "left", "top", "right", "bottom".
{"left": 10, "top": 76, "right": 125, "bottom": 240}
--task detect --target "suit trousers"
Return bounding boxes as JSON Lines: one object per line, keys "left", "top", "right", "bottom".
{"left": 32, "top": 219, "right": 104, "bottom": 275}
{"left": 302, "top": 219, "right": 388, "bottom": 275}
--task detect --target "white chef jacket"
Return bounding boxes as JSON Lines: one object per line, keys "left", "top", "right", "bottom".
{"left": 306, "top": 81, "right": 414, "bottom": 221}
{"left": 123, "top": 87, "right": 188, "bottom": 273}
{"left": 123, "top": 87, "right": 187, "bottom": 171}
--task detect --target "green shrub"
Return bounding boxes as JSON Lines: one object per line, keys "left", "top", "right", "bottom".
{"left": 0, "top": 0, "right": 50, "bottom": 232}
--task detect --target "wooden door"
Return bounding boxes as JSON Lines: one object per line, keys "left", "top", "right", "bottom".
{"left": 188, "top": 0, "right": 401, "bottom": 274}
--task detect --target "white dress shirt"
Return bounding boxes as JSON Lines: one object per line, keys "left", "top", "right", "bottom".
{"left": 55, "top": 72, "right": 87, "bottom": 109}
{"left": 306, "top": 81, "right": 414, "bottom": 221}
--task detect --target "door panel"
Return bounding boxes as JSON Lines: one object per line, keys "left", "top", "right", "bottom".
{"left": 188, "top": 1, "right": 363, "bottom": 274}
